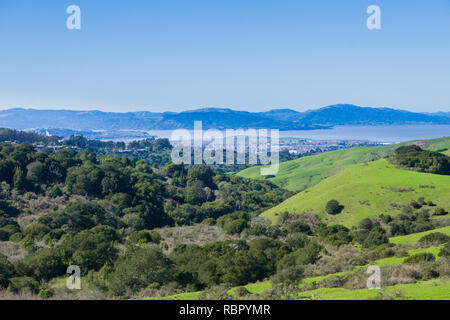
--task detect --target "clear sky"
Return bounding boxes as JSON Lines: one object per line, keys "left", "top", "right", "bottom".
{"left": 0, "top": 0, "right": 449, "bottom": 113}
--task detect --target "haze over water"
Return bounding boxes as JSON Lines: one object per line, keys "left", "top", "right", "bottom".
{"left": 146, "top": 125, "right": 450, "bottom": 144}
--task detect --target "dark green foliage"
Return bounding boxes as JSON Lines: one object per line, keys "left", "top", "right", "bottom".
{"left": 325, "top": 200, "right": 344, "bottom": 215}
{"left": 389, "top": 210, "right": 434, "bottom": 237}
{"left": 277, "top": 242, "right": 322, "bottom": 271}
{"left": 7, "top": 277, "right": 40, "bottom": 294}
{"left": 26, "top": 161, "right": 46, "bottom": 184}
{"left": 23, "top": 223, "right": 51, "bottom": 240}
{"left": 166, "top": 239, "right": 283, "bottom": 291}
{"left": 127, "top": 230, "right": 161, "bottom": 245}
{"left": 0, "top": 141, "right": 295, "bottom": 296}
{"left": 108, "top": 248, "right": 173, "bottom": 296}
{"left": 66, "top": 163, "right": 105, "bottom": 197}
{"left": 418, "top": 232, "right": 450, "bottom": 245}
{"left": 38, "top": 289, "right": 54, "bottom": 299}
{"left": 434, "top": 207, "right": 448, "bottom": 216}
{"left": 439, "top": 242, "right": 450, "bottom": 258}
{"left": 391, "top": 145, "right": 450, "bottom": 175}
{"left": 0, "top": 211, "right": 19, "bottom": 231}
{"left": 318, "top": 225, "right": 352, "bottom": 246}
{"left": 38, "top": 201, "right": 117, "bottom": 234}
{"left": 272, "top": 266, "right": 305, "bottom": 285}
{"left": 14, "top": 248, "right": 66, "bottom": 281}
{"left": 13, "top": 167, "right": 27, "bottom": 190}
{"left": 404, "top": 253, "right": 436, "bottom": 264}
{"left": 0, "top": 253, "right": 15, "bottom": 288}
{"left": 410, "top": 200, "right": 422, "bottom": 209}
{"left": 0, "top": 224, "right": 19, "bottom": 241}
{"left": 61, "top": 226, "right": 118, "bottom": 273}
{"left": 379, "top": 214, "right": 392, "bottom": 224}
{"left": 0, "top": 128, "right": 60, "bottom": 145}
{"left": 359, "top": 218, "right": 374, "bottom": 231}
{"left": 187, "top": 165, "right": 215, "bottom": 188}
{"left": 49, "top": 185, "right": 63, "bottom": 198}
{"left": 285, "top": 233, "right": 310, "bottom": 250}
{"left": 223, "top": 219, "right": 248, "bottom": 235}
{"left": 286, "top": 221, "right": 312, "bottom": 235}
{"left": 361, "top": 227, "right": 388, "bottom": 248}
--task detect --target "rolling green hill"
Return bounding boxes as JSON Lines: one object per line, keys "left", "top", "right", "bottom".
{"left": 237, "top": 137, "right": 450, "bottom": 192}
{"left": 261, "top": 159, "right": 450, "bottom": 227}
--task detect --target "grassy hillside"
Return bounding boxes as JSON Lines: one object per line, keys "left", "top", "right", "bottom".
{"left": 296, "top": 279, "right": 450, "bottom": 300}
{"left": 261, "top": 159, "right": 450, "bottom": 227}
{"left": 237, "top": 137, "right": 450, "bottom": 192}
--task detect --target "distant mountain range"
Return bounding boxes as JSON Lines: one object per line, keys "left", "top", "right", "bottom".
{"left": 0, "top": 104, "right": 449, "bottom": 131}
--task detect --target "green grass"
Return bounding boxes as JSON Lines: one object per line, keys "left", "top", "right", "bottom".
{"left": 140, "top": 291, "right": 201, "bottom": 300}
{"left": 295, "top": 279, "right": 450, "bottom": 300}
{"left": 261, "top": 159, "right": 450, "bottom": 227}
{"left": 390, "top": 226, "right": 450, "bottom": 246}
{"left": 238, "top": 146, "right": 394, "bottom": 192}
{"left": 237, "top": 137, "right": 450, "bottom": 192}
{"left": 374, "top": 246, "right": 444, "bottom": 267}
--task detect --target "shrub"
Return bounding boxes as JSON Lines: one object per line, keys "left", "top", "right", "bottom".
{"left": 286, "top": 221, "right": 312, "bottom": 235}
{"left": 149, "top": 230, "right": 162, "bottom": 244}
{"left": 0, "top": 224, "right": 20, "bottom": 237}
{"left": 410, "top": 201, "right": 422, "bottom": 209}
{"left": 7, "top": 276, "right": 40, "bottom": 294}
{"left": 223, "top": 219, "right": 248, "bottom": 235}
{"left": 285, "top": 233, "right": 310, "bottom": 250}
{"left": 233, "top": 286, "right": 251, "bottom": 297}
{"left": 108, "top": 248, "right": 173, "bottom": 296}
{"left": 362, "top": 228, "right": 389, "bottom": 248}
{"left": 49, "top": 185, "right": 63, "bottom": 198}
{"left": 0, "top": 253, "right": 15, "bottom": 288}
{"left": 404, "top": 253, "right": 436, "bottom": 264}
{"left": 272, "top": 266, "right": 304, "bottom": 285}
{"left": 277, "top": 241, "right": 322, "bottom": 270}
{"left": 325, "top": 200, "right": 343, "bottom": 215}
{"left": 9, "top": 232, "right": 23, "bottom": 242}
{"left": 127, "top": 230, "right": 153, "bottom": 245}
{"left": 380, "top": 214, "right": 393, "bottom": 224}
{"left": 0, "top": 229, "right": 9, "bottom": 241}
{"left": 38, "top": 289, "right": 54, "bottom": 299}
{"left": 318, "top": 225, "right": 352, "bottom": 246}
{"left": 15, "top": 248, "right": 66, "bottom": 281}
{"left": 434, "top": 207, "right": 448, "bottom": 216}
{"left": 439, "top": 242, "right": 450, "bottom": 258}
{"left": 23, "top": 223, "right": 51, "bottom": 240}
{"left": 418, "top": 232, "right": 450, "bottom": 245}
{"left": 359, "top": 218, "right": 373, "bottom": 231}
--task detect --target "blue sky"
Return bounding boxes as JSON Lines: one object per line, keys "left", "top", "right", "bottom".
{"left": 0, "top": 0, "right": 449, "bottom": 113}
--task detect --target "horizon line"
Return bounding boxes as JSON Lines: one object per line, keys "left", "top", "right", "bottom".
{"left": 0, "top": 104, "right": 448, "bottom": 115}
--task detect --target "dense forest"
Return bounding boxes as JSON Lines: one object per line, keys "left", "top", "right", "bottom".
{"left": 390, "top": 145, "right": 450, "bottom": 175}
{"left": 1, "top": 128, "right": 307, "bottom": 173}
{"left": 0, "top": 142, "right": 294, "bottom": 297}
{"left": 0, "top": 128, "right": 60, "bottom": 145}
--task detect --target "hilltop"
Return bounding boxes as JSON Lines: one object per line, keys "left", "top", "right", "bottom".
{"left": 261, "top": 159, "right": 450, "bottom": 227}
{"left": 237, "top": 137, "right": 450, "bottom": 192}
{"left": 0, "top": 105, "right": 449, "bottom": 131}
